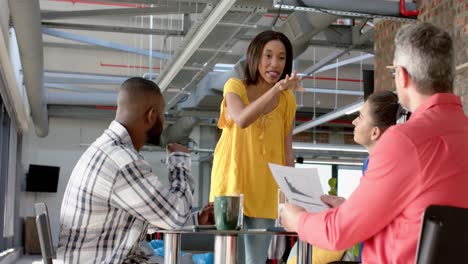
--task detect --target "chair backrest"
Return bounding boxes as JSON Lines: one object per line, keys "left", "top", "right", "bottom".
{"left": 34, "top": 203, "right": 54, "bottom": 264}
{"left": 415, "top": 205, "right": 468, "bottom": 264}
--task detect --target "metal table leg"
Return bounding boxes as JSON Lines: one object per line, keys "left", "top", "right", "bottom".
{"left": 214, "top": 235, "right": 237, "bottom": 264}
{"left": 297, "top": 239, "right": 312, "bottom": 264}
{"left": 164, "top": 233, "right": 181, "bottom": 264}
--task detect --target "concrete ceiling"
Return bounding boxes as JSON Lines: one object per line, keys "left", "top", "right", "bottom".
{"left": 36, "top": 0, "right": 381, "bottom": 116}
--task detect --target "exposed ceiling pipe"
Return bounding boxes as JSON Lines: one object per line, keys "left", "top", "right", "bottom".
{"left": 45, "top": 83, "right": 115, "bottom": 94}
{"left": 156, "top": 0, "right": 237, "bottom": 91}
{"left": 42, "top": 28, "right": 171, "bottom": 60}
{"left": 41, "top": 22, "right": 184, "bottom": 36}
{"left": 160, "top": 116, "right": 201, "bottom": 147}
{"left": 46, "top": 90, "right": 117, "bottom": 106}
{"left": 48, "top": 0, "right": 149, "bottom": 8}
{"left": 0, "top": 27, "right": 29, "bottom": 133}
{"left": 177, "top": 11, "right": 339, "bottom": 110}
{"left": 9, "top": 0, "right": 49, "bottom": 137}
{"left": 280, "top": 11, "right": 339, "bottom": 60}
{"left": 312, "top": 53, "right": 374, "bottom": 74}
{"left": 44, "top": 71, "right": 128, "bottom": 85}
{"left": 293, "top": 99, "right": 364, "bottom": 135}
{"left": 275, "top": 0, "right": 417, "bottom": 20}
{"left": 166, "top": 10, "right": 258, "bottom": 109}
{"left": 41, "top": 5, "right": 203, "bottom": 20}
{"left": 302, "top": 28, "right": 373, "bottom": 76}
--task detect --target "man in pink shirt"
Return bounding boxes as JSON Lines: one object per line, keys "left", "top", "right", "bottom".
{"left": 281, "top": 22, "right": 468, "bottom": 263}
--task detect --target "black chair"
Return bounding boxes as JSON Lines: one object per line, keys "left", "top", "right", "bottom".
{"left": 34, "top": 203, "right": 55, "bottom": 264}
{"left": 415, "top": 205, "right": 468, "bottom": 264}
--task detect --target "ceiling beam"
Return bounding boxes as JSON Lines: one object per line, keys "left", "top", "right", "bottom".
{"left": 156, "top": 1, "right": 237, "bottom": 91}
{"left": 293, "top": 99, "right": 364, "bottom": 135}
{"left": 42, "top": 22, "right": 184, "bottom": 36}
{"left": 302, "top": 28, "right": 373, "bottom": 75}
{"left": 43, "top": 42, "right": 233, "bottom": 55}
{"left": 166, "top": 10, "right": 258, "bottom": 109}
{"left": 313, "top": 53, "right": 374, "bottom": 74}
{"left": 63, "top": 0, "right": 216, "bottom": 5}
{"left": 45, "top": 83, "right": 115, "bottom": 93}
{"left": 41, "top": 5, "right": 203, "bottom": 20}
{"left": 42, "top": 28, "right": 171, "bottom": 60}
{"left": 44, "top": 71, "right": 129, "bottom": 85}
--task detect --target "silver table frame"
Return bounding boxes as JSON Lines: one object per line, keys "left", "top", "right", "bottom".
{"left": 160, "top": 229, "right": 311, "bottom": 264}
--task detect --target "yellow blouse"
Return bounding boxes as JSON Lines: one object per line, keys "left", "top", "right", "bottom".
{"left": 209, "top": 78, "right": 297, "bottom": 219}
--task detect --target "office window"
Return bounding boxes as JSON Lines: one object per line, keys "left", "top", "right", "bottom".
{"left": 0, "top": 97, "right": 11, "bottom": 251}
{"left": 337, "top": 166, "right": 362, "bottom": 199}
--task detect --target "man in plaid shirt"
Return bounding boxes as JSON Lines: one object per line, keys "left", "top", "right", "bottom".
{"left": 57, "top": 77, "right": 210, "bottom": 263}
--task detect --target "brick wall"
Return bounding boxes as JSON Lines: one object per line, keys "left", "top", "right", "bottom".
{"left": 453, "top": 0, "right": 468, "bottom": 113}
{"left": 375, "top": 0, "right": 468, "bottom": 113}
{"left": 292, "top": 131, "right": 329, "bottom": 143}
{"left": 374, "top": 20, "right": 409, "bottom": 92}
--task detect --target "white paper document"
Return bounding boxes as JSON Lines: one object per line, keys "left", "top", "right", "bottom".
{"left": 269, "top": 163, "right": 329, "bottom": 213}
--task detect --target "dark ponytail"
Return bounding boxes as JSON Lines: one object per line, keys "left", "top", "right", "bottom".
{"left": 366, "top": 91, "right": 399, "bottom": 132}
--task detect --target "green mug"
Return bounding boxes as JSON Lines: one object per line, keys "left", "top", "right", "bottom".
{"left": 214, "top": 195, "right": 240, "bottom": 230}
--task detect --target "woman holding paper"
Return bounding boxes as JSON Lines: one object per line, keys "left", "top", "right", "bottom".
{"left": 287, "top": 90, "right": 401, "bottom": 264}
{"left": 209, "top": 30, "right": 302, "bottom": 264}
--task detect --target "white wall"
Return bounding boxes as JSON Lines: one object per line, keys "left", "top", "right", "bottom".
{"left": 0, "top": 0, "right": 10, "bottom": 48}
{"left": 19, "top": 117, "right": 202, "bottom": 247}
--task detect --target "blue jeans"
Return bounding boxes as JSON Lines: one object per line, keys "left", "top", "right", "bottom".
{"left": 237, "top": 215, "right": 275, "bottom": 264}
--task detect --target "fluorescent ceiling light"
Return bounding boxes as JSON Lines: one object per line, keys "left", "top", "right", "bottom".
{"left": 293, "top": 142, "right": 367, "bottom": 153}
{"left": 303, "top": 87, "right": 363, "bottom": 96}
{"left": 345, "top": 101, "right": 364, "bottom": 115}
{"left": 214, "top": 63, "right": 235, "bottom": 69}
{"left": 301, "top": 159, "right": 363, "bottom": 166}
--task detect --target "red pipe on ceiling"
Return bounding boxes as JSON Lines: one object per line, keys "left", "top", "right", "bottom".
{"left": 50, "top": 0, "right": 147, "bottom": 8}
{"left": 399, "top": 0, "right": 419, "bottom": 17}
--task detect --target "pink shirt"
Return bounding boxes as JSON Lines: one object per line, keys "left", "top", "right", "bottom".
{"left": 298, "top": 93, "right": 468, "bottom": 264}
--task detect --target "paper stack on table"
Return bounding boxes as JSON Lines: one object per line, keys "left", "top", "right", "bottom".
{"left": 268, "top": 163, "right": 329, "bottom": 213}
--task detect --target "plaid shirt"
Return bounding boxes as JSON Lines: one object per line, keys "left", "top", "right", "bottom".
{"left": 57, "top": 121, "right": 195, "bottom": 264}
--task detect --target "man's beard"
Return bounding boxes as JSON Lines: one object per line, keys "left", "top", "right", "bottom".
{"left": 146, "top": 119, "right": 163, "bottom": 146}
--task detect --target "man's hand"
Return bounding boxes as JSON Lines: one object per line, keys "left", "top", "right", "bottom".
{"left": 198, "top": 203, "right": 214, "bottom": 225}
{"left": 280, "top": 203, "right": 306, "bottom": 232}
{"left": 320, "top": 195, "right": 346, "bottom": 208}
{"left": 166, "top": 143, "right": 189, "bottom": 154}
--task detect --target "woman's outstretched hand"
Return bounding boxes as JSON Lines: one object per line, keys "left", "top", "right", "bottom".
{"left": 275, "top": 71, "right": 304, "bottom": 92}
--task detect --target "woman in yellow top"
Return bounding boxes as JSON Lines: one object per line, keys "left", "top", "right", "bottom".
{"left": 209, "top": 30, "right": 303, "bottom": 264}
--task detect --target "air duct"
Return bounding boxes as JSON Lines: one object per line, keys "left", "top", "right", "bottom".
{"left": 160, "top": 116, "right": 201, "bottom": 147}
{"left": 179, "top": 10, "right": 338, "bottom": 109}
{"left": 9, "top": 0, "right": 48, "bottom": 136}
{"left": 276, "top": 0, "right": 418, "bottom": 19}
